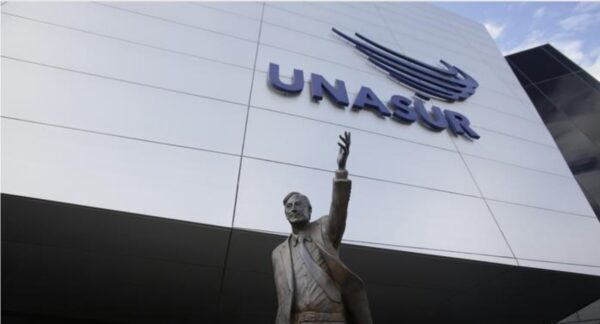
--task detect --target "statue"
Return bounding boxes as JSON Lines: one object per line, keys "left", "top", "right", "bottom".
{"left": 272, "top": 132, "right": 373, "bottom": 324}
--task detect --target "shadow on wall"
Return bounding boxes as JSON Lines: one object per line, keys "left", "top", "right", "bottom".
{"left": 2, "top": 194, "right": 600, "bottom": 324}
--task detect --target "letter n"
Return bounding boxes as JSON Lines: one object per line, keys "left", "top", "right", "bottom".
{"left": 310, "top": 73, "right": 349, "bottom": 107}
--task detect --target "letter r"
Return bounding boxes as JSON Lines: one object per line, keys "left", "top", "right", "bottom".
{"left": 444, "top": 110, "right": 480, "bottom": 139}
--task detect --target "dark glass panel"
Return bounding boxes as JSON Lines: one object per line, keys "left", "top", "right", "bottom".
{"left": 514, "top": 46, "right": 600, "bottom": 220}
{"left": 543, "top": 112, "right": 575, "bottom": 145}
{"left": 576, "top": 299, "right": 600, "bottom": 321}
{"left": 523, "top": 85, "right": 561, "bottom": 124}
{"left": 536, "top": 74, "right": 600, "bottom": 116}
{"left": 506, "top": 47, "right": 572, "bottom": 83}
{"left": 535, "top": 74, "right": 600, "bottom": 146}
{"left": 506, "top": 60, "right": 532, "bottom": 86}
{"left": 541, "top": 45, "right": 582, "bottom": 73}
{"left": 553, "top": 127, "right": 598, "bottom": 174}
{"left": 576, "top": 170, "right": 600, "bottom": 221}
{"left": 575, "top": 71, "right": 600, "bottom": 93}
{"left": 571, "top": 112, "right": 600, "bottom": 147}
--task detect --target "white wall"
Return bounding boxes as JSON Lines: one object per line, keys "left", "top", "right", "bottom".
{"left": 2, "top": 2, "right": 600, "bottom": 276}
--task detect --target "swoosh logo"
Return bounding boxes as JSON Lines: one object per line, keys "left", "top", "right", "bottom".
{"left": 332, "top": 28, "right": 479, "bottom": 103}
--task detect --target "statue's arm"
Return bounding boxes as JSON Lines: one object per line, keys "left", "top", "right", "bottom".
{"left": 327, "top": 132, "right": 352, "bottom": 249}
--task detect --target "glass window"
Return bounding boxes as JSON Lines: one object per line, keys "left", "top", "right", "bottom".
{"left": 507, "top": 60, "right": 533, "bottom": 86}
{"left": 541, "top": 45, "right": 582, "bottom": 73}
{"left": 507, "top": 47, "right": 572, "bottom": 83}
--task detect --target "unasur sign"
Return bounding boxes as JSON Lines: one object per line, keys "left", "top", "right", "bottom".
{"left": 266, "top": 28, "right": 481, "bottom": 140}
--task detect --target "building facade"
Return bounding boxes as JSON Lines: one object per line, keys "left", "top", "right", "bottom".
{"left": 507, "top": 44, "right": 600, "bottom": 220}
{"left": 506, "top": 43, "right": 600, "bottom": 324}
{"left": 2, "top": 2, "right": 600, "bottom": 323}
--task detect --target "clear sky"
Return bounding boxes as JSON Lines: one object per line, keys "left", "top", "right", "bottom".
{"left": 435, "top": 2, "right": 600, "bottom": 80}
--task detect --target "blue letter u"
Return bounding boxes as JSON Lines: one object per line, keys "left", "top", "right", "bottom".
{"left": 268, "top": 63, "right": 304, "bottom": 94}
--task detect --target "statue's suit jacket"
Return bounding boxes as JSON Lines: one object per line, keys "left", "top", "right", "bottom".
{"left": 272, "top": 177, "right": 373, "bottom": 324}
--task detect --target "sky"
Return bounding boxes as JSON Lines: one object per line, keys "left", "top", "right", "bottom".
{"left": 435, "top": 2, "right": 600, "bottom": 81}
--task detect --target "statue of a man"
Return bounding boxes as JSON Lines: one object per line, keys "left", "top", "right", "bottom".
{"left": 272, "top": 132, "right": 373, "bottom": 324}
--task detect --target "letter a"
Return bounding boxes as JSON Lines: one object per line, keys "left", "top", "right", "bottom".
{"left": 352, "top": 87, "right": 391, "bottom": 118}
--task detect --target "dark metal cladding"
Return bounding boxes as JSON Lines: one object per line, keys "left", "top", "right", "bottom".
{"left": 332, "top": 28, "right": 479, "bottom": 102}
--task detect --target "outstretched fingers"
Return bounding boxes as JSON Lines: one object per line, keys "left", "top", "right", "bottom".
{"left": 339, "top": 134, "right": 350, "bottom": 147}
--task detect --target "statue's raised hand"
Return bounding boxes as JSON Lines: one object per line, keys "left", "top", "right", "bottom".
{"left": 337, "top": 131, "right": 351, "bottom": 170}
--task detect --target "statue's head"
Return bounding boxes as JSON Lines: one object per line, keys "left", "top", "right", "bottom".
{"left": 283, "top": 192, "right": 312, "bottom": 225}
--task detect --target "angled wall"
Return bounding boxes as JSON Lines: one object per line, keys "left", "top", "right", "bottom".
{"left": 506, "top": 42, "right": 600, "bottom": 324}
{"left": 506, "top": 44, "right": 600, "bottom": 219}
{"left": 2, "top": 3, "right": 600, "bottom": 323}
{"left": 3, "top": 1, "right": 598, "bottom": 275}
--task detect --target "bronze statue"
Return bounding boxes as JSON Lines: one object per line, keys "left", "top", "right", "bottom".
{"left": 272, "top": 132, "right": 373, "bottom": 324}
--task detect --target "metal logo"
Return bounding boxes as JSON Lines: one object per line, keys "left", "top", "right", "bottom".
{"left": 265, "top": 28, "right": 483, "bottom": 140}
{"left": 332, "top": 28, "right": 478, "bottom": 103}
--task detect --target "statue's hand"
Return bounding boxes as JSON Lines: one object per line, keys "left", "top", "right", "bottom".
{"left": 337, "top": 131, "right": 351, "bottom": 170}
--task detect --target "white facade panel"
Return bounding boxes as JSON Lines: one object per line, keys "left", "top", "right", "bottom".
{"left": 98, "top": 2, "right": 261, "bottom": 41}
{"left": 490, "top": 201, "right": 600, "bottom": 267}
{"left": 2, "top": 13, "right": 254, "bottom": 104}
{"left": 269, "top": 2, "right": 389, "bottom": 36}
{"left": 340, "top": 3, "right": 380, "bottom": 15}
{"left": 262, "top": 5, "right": 396, "bottom": 46}
{"left": 244, "top": 108, "right": 480, "bottom": 196}
{"left": 382, "top": 26, "right": 484, "bottom": 71}
{"left": 464, "top": 155, "right": 595, "bottom": 216}
{"left": 1, "top": 2, "right": 258, "bottom": 68}
{"left": 192, "top": 2, "right": 264, "bottom": 20}
{"left": 1, "top": 119, "right": 239, "bottom": 227}
{"left": 467, "top": 86, "right": 545, "bottom": 122}
{"left": 2, "top": 2, "right": 598, "bottom": 277}
{"left": 378, "top": 7, "right": 496, "bottom": 57}
{"left": 2, "top": 58, "right": 247, "bottom": 155}
{"left": 458, "top": 101, "right": 555, "bottom": 146}
{"left": 311, "top": 2, "right": 382, "bottom": 27}
{"left": 262, "top": 6, "right": 330, "bottom": 40}
{"left": 235, "top": 157, "right": 514, "bottom": 258}
{"left": 323, "top": 3, "right": 382, "bottom": 22}
{"left": 260, "top": 24, "right": 369, "bottom": 71}
{"left": 381, "top": 3, "right": 489, "bottom": 45}
{"left": 454, "top": 128, "right": 572, "bottom": 177}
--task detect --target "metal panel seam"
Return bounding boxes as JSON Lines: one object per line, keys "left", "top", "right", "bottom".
{"left": 216, "top": 3, "right": 266, "bottom": 322}
{"left": 448, "top": 136, "right": 520, "bottom": 265}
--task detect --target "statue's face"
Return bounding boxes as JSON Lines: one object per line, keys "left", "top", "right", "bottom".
{"left": 285, "top": 194, "right": 311, "bottom": 225}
